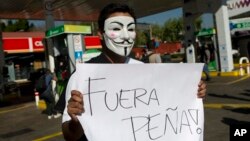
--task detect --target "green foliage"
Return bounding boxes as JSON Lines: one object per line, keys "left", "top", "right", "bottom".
{"left": 1, "top": 22, "right": 6, "bottom": 30}
{"left": 151, "top": 24, "right": 163, "bottom": 40}
{"left": 2, "top": 19, "right": 34, "bottom": 32}
{"left": 162, "top": 18, "right": 183, "bottom": 42}
{"left": 135, "top": 30, "right": 148, "bottom": 47}
{"left": 195, "top": 17, "right": 202, "bottom": 31}
{"left": 135, "top": 17, "right": 203, "bottom": 44}
{"left": 171, "top": 53, "right": 184, "bottom": 59}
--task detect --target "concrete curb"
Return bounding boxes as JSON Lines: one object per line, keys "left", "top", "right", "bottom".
{"left": 202, "top": 63, "right": 250, "bottom": 77}
{"left": 204, "top": 103, "right": 250, "bottom": 109}
{"left": 203, "top": 70, "right": 249, "bottom": 77}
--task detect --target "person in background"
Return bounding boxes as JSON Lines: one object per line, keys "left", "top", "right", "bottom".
{"left": 147, "top": 49, "right": 162, "bottom": 63}
{"left": 37, "top": 69, "right": 58, "bottom": 119}
{"left": 201, "top": 43, "right": 211, "bottom": 81}
{"left": 62, "top": 3, "right": 207, "bottom": 141}
{"left": 54, "top": 58, "right": 70, "bottom": 116}
{"left": 146, "top": 38, "right": 162, "bottom": 63}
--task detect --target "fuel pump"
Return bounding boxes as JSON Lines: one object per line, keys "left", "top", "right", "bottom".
{"left": 46, "top": 24, "right": 92, "bottom": 73}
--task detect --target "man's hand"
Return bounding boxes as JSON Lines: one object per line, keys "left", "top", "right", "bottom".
{"left": 67, "top": 90, "right": 84, "bottom": 122}
{"left": 197, "top": 80, "right": 206, "bottom": 99}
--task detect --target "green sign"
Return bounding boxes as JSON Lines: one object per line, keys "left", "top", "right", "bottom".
{"left": 230, "top": 18, "right": 250, "bottom": 30}
{"left": 46, "top": 25, "right": 65, "bottom": 37}
{"left": 46, "top": 24, "right": 92, "bottom": 38}
{"left": 196, "top": 28, "right": 216, "bottom": 37}
{"left": 235, "top": 22, "right": 250, "bottom": 29}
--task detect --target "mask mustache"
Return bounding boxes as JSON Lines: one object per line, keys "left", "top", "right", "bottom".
{"left": 113, "top": 39, "right": 133, "bottom": 44}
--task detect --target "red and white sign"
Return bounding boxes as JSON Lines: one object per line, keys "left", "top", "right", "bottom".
{"left": 32, "top": 38, "right": 44, "bottom": 52}
{"left": 3, "top": 37, "right": 44, "bottom": 53}
{"left": 3, "top": 35, "right": 102, "bottom": 53}
{"left": 84, "top": 36, "right": 102, "bottom": 49}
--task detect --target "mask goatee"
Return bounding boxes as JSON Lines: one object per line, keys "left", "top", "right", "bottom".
{"left": 124, "top": 47, "right": 127, "bottom": 56}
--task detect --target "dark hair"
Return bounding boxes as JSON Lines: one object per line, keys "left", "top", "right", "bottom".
{"left": 98, "top": 3, "right": 136, "bottom": 33}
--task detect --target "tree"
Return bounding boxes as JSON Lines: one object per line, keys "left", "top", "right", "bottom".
{"left": 151, "top": 24, "right": 163, "bottom": 40}
{"left": 4, "top": 20, "right": 16, "bottom": 31}
{"left": 15, "top": 19, "right": 32, "bottom": 31}
{"left": 161, "top": 18, "right": 183, "bottom": 42}
{"left": 195, "top": 17, "right": 202, "bottom": 32}
{"left": 2, "top": 19, "right": 35, "bottom": 32}
{"left": 0, "top": 21, "right": 6, "bottom": 30}
{"left": 150, "top": 17, "right": 202, "bottom": 43}
{"left": 135, "top": 30, "right": 148, "bottom": 47}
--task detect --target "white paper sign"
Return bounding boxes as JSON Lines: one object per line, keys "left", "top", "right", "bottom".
{"left": 75, "top": 63, "right": 204, "bottom": 141}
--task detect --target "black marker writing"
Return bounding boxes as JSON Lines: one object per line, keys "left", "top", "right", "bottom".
{"left": 86, "top": 77, "right": 106, "bottom": 116}
{"left": 84, "top": 77, "right": 202, "bottom": 140}
{"left": 164, "top": 107, "right": 178, "bottom": 134}
{"left": 123, "top": 108, "right": 201, "bottom": 141}
{"left": 85, "top": 77, "right": 160, "bottom": 115}
{"left": 180, "top": 110, "right": 192, "bottom": 134}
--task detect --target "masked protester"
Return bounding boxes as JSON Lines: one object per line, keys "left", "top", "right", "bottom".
{"left": 62, "top": 3, "right": 207, "bottom": 141}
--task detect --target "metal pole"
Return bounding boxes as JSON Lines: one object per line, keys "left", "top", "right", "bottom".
{"left": 43, "top": 0, "right": 56, "bottom": 93}
{"left": 213, "top": 14, "right": 221, "bottom": 72}
{"left": 43, "top": 0, "right": 55, "bottom": 71}
{"left": 0, "top": 21, "right": 5, "bottom": 99}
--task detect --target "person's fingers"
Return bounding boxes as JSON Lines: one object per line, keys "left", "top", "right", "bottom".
{"left": 198, "top": 81, "right": 206, "bottom": 91}
{"left": 71, "top": 90, "right": 83, "bottom": 103}
{"left": 198, "top": 88, "right": 206, "bottom": 98}
{"left": 67, "top": 101, "right": 84, "bottom": 122}
{"left": 67, "top": 90, "right": 85, "bottom": 121}
{"left": 70, "top": 113, "right": 78, "bottom": 122}
{"left": 68, "top": 105, "right": 84, "bottom": 115}
{"left": 68, "top": 99, "right": 84, "bottom": 114}
{"left": 198, "top": 80, "right": 205, "bottom": 87}
{"left": 197, "top": 80, "right": 207, "bottom": 98}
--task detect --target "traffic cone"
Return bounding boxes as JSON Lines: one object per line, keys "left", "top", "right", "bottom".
{"left": 34, "top": 91, "right": 40, "bottom": 107}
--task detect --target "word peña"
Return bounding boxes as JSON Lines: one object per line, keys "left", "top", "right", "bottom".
{"left": 122, "top": 107, "right": 201, "bottom": 141}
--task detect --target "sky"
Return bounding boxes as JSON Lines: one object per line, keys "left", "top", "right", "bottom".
{"left": 137, "top": 7, "right": 214, "bottom": 28}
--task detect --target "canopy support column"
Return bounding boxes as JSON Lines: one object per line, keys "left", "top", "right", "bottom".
{"left": 43, "top": 0, "right": 55, "bottom": 72}
{"left": 214, "top": 0, "right": 234, "bottom": 72}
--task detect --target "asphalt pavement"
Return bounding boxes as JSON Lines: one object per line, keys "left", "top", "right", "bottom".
{"left": 204, "top": 75, "right": 250, "bottom": 141}
{"left": 0, "top": 75, "right": 249, "bottom": 141}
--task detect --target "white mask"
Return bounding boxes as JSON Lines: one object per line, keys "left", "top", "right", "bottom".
{"left": 103, "top": 16, "right": 136, "bottom": 56}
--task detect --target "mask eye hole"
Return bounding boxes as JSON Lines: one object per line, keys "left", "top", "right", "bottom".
{"left": 113, "top": 28, "right": 121, "bottom": 31}
{"left": 128, "top": 28, "right": 135, "bottom": 32}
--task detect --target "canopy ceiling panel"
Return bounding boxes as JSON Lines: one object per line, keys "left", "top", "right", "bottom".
{"left": 0, "top": 0, "right": 182, "bottom": 21}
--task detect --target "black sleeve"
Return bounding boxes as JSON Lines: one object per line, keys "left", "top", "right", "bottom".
{"left": 77, "top": 134, "right": 88, "bottom": 141}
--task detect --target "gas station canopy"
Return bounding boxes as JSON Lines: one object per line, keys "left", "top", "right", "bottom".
{"left": 1, "top": 0, "right": 249, "bottom": 73}
{"left": 0, "top": 0, "right": 182, "bottom": 21}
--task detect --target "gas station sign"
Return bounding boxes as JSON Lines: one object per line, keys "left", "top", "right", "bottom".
{"left": 46, "top": 25, "right": 92, "bottom": 38}
{"left": 3, "top": 37, "right": 44, "bottom": 53}
{"left": 233, "top": 22, "right": 250, "bottom": 29}
{"left": 45, "top": 25, "right": 64, "bottom": 38}
{"left": 230, "top": 17, "right": 250, "bottom": 30}
{"left": 196, "top": 28, "right": 216, "bottom": 36}
{"left": 227, "top": 0, "right": 250, "bottom": 18}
